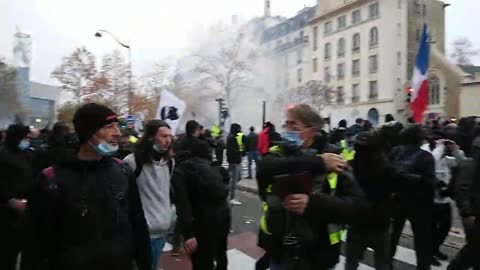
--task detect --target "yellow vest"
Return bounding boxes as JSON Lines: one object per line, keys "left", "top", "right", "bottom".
{"left": 259, "top": 150, "right": 344, "bottom": 245}
{"left": 340, "top": 140, "right": 355, "bottom": 162}
{"left": 236, "top": 133, "right": 245, "bottom": 152}
{"left": 211, "top": 125, "right": 221, "bottom": 138}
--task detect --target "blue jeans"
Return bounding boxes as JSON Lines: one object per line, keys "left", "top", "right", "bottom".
{"left": 269, "top": 262, "right": 285, "bottom": 270}
{"left": 151, "top": 233, "right": 168, "bottom": 270}
{"left": 247, "top": 151, "right": 259, "bottom": 178}
{"left": 229, "top": 163, "right": 241, "bottom": 199}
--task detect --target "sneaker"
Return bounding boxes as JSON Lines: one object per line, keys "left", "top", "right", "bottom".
{"left": 163, "top": 242, "right": 173, "bottom": 252}
{"left": 434, "top": 251, "right": 448, "bottom": 261}
{"left": 431, "top": 257, "right": 442, "bottom": 266}
{"left": 229, "top": 199, "right": 243, "bottom": 206}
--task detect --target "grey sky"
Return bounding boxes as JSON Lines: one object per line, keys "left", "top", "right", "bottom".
{"left": 0, "top": 0, "right": 478, "bottom": 85}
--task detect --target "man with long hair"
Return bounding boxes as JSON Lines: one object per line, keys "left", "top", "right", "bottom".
{"left": 124, "top": 120, "right": 174, "bottom": 270}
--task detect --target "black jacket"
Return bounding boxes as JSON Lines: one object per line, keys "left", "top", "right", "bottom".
{"left": 389, "top": 145, "right": 436, "bottom": 206}
{"left": 172, "top": 156, "right": 230, "bottom": 240}
{"left": 226, "top": 133, "right": 242, "bottom": 164}
{"left": 0, "top": 148, "right": 33, "bottom": 232}
{"left": 246, "top": 132, "right": 259, "bottom": 152}
{"left": 256, "top": 135, "right": 368, "bottom": 269}
{"left": 456, "top": 158, "right": 480, "bottom": 218}
{"left": 21, "top": 156, "right": 151, "bottom": 270}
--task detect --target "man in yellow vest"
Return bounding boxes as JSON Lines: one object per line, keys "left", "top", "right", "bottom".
{"left": 256, "top": 104, "right": 368, "bottom": 270}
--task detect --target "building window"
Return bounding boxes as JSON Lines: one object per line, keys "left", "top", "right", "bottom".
{"left": 285, "top": 72, "right": 289, "bottom": 87}
{"left": 369, "top": 27, "right": 379, "bottom": 47}
{"left": 353, "top": 33, "right": 361, "bottom": 52}
{"left": 352, "top": 84, "right": 360, "bottom": 103}
{"left": 423, "top": 4, "right": 427, "bottom": 16}
{"left": 337, "top": 15, "right": 347, "bottom": 30}
{"left": 369, "top": 55, "right": 378, "bottom": 74}
{"left": 324, "top": 42, "right": 331, "bottom": 60}
{"left": 369, "top": 80, "right": 378, "bottom": 99}
{"left": 429, "top": 75, "right": 440, "bottom": 105}
{"left": 324, "top": 21, "right": 332, "bottom": 34}
{"left": 415, "top": 0, "right": 421, "bottom": 15}
{"left": 300, "top": 30, "right": 304, "bottom": 41}
{"left": 313, "top": 58, "right": 318, "bottom": 73}
{"left": 338, "top": 38, "right": 346, "bottom": 57}
{"left": 352, "top": 59, "right": 360, "bottom": 77}
{"left": 297, "top": 68, "right": 302, "bottom": 83}
{"left": 416, "top": 28, "right": 421, "bottom": 41}
{"left": 337, "top": 63, "right": 345, "bottom": 80}
{"left": 352, "top": 9, "right": 361, "bottom": 24}
{"left": 398, "top": 0, "right": 402, "bottom": 9}
{"left": 397, "top": 23, "right": 401, "bottom": 36}
{"left": 337, "top": 87, "right": 345, "bottom": 105}
{"left": 324, "top": 67, "right": 331, "bottom": 83}
{"left": 313, "top": 26, "right": 318, "bottom": 51}
{"left": 297, "top": 49, "right": 302, "bottom": 64}
{"left": 369, "top": 2, "right": 379, "bottom": 18}
{"left": 285, "top": 54, "right": 289, "bottom": 66}
{"left": 397, "top": 52, "right": 401, "bottom": 65}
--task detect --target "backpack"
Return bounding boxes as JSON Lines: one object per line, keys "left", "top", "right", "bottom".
{"left": 180, "top": 158, "right": 228, "bottom": 204}
{"left": 391, "top": 147, "right": 424, "bottom": 174}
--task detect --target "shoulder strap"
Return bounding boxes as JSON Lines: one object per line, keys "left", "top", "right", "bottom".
{"left": 134, "top": 154, "right": 143, "bottom": 178}
{"left": 42, "top": 166, "right": 56, "bottom": 180}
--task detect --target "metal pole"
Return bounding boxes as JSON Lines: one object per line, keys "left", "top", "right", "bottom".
{"left": 128, "top": 43, "right": 133, "bottom": 115}
{"left": 262, "top": 100, "right": 266, "bottom": 126}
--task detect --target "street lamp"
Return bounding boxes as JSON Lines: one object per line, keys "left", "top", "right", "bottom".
{"left": 94, "top": 30, "right": 133, "bottom": 115}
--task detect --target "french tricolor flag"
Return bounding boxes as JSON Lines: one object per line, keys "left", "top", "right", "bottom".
{"left": 410, "top": 24, "right": 430, "bottom": 123}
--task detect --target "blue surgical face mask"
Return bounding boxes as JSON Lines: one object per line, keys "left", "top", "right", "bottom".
{"left": 282, "top": 131, "right": 304, "bottom": 148}
{"left": 18, "top": 140, "right": 30, "bottom": 151}
{"left": 90, "top": 139, "right": 119, "bottom": 156}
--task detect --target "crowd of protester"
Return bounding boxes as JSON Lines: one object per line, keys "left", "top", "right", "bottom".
{"left": 0, "top": 102, "right": 479, "bottom": 270}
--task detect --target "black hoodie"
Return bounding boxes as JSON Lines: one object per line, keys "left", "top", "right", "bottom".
{"left": 21, "top": 155, "right": 151, "bottom": 270}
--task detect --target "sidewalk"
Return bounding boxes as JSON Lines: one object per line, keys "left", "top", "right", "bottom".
{"left": 236, "top": 178, "right": 466, "bottom": 248}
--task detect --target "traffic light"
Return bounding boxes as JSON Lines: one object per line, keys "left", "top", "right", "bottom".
{"left": 216, "top": 98, "right": 229, "bottom": 127}
{"left": 406, "top": 87, "right": 414, "bottom": 103}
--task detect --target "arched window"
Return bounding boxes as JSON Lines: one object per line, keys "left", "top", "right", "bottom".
{"left": 429, "top": 75, "right": 440, "bottom": 105}
{"left": 325, "top": 42, "right": 331, "bottom": 60}
{"left": 353, "top": 33, "right": 360, "bottom": 52}
{"left": 367, "top": 108, "right": 379, "bottom": 126}
{"left": 370, "top": 27, "right": 379, "bottom": 47}
{"left": 337, "top": 38, "right": 345, "bottom": 57}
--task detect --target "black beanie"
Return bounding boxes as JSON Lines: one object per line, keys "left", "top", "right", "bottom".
{"left": 73, "top": 103, "right": 118, "bottom": 144}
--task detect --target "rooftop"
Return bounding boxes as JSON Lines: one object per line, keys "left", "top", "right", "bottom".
{"left": 29, "top": 81, "right": 61, "bottom": 101}
{"left": 261, "top": 6, "right": 316, "bottom": 43}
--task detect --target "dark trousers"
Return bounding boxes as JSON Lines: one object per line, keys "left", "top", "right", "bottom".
{"left": 346, "top": 224, "right": 391, "bottom": 270}
{"left": 215, "top": 147, "right": 224, "bottom": 165}
{"left": 447, "top": 222, "right": 480, "bottom": 270}
{"left": 0, "top": 215, "right": 23, "bottom": 270}
{"left": 256, "top": 253, "right": 270, "bottom": 270}
{"left": 247, "top": 151, "right": 259, "bottom": 178}
{"left": 191, "top": 211, "right": 230, "bottom": 270}
{"left": 432, "top": 203, "right": 452, "bottom": 254}
{"left": 390, "top": 206, "right": 433, "bottom": 270}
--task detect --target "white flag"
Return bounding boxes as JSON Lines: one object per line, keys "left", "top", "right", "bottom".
{"left": 155, "top": 90, "right": 186, "bottom": 135}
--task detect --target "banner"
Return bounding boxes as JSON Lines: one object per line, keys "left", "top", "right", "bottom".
{"left": 155, "top": 90, "right": 186, "bottom": 134}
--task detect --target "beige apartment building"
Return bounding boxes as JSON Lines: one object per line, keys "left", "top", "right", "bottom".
{"left": 261, "top": 0, "right": 466, "bottom": 127}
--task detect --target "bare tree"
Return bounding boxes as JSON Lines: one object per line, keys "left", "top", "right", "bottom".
{"left": 51, "top": 47, "right": 97, "bottom": 104}
{"left": 0, "top": 60, "right": 26, "bottom": 121}
{"left": 96, "top": 50, "right": 131, "bottom": 115}
{"left": 189, "top": 28, "right": 258, "bottom": 120}
{"left": 275, "top": 80, "right": 335, "bottom": 112}
{"left": 450, "top": 37, "right": 479, "bottom": 65}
